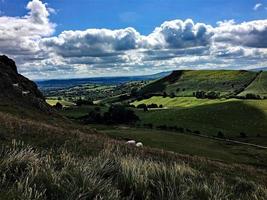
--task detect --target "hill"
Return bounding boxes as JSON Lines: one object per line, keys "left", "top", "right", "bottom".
{"left": 139, "top": 70, "right": 259, "bottom": 97}
{"left": 0, "top": 55, "right": 51, "bottom": 112}
{"left": 239, "top": 71, "right": 267, "bottom": 97}
{"left": 0, "top": 56, "right": 267, "bottom": 199}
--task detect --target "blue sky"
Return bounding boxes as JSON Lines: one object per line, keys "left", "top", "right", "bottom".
{"left": 2, "top": 0, "right": 266, "bottom": 35}
{"left": 0, "top": 0, "right": 267, "bottom": 79}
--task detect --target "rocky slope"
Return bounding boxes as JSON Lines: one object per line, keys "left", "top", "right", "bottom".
{"left": 0, "top": 55, "right": 51, "bottom": 112}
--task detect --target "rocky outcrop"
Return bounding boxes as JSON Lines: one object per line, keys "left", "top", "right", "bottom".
{"left": 0, "top": 55, "right": 51, "bottom": 112}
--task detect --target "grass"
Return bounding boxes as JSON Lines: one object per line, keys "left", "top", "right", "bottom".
{"left": 1, "top": 100, "right": 267, "bottom": 199}
{"left": 139, "top": 70, "right": 257, "bottom": 97}
{"left": 239, "top": 71, "right": 267, "bottom": 97}
{"left": 132, "top": 96, "right": 236, "bottom": 108}
{"left": 132, "top": 97, "right": 267, "bottom": 145}
{"left": 46, "top": 99, "right": 75, "bottom": 107}
{"left": 0, "top": 140, "right": 267, "bottom": 200}
{"left": 93, "top": 125, "right": 267, "bottom": 167}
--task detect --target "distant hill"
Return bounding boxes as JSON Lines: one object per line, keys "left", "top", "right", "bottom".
{"left": 36, "top": 71, "right": 171, "bottom": 90}
{"left": 250, "top": 67, "right": 267, "bottom": 71}
{"left": 139, "top": 70, "right": 261, "bottom": 97}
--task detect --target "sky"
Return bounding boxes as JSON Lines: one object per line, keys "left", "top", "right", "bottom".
{"left": 0, "top": 0, "right": 267, "bottom": 79}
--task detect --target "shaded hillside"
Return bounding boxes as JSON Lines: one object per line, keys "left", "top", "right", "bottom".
{"left": 139, "top": 70, "right": 258, "bottom": 97}
{"left": 0, "top": 55, "right": 51, "bottom": 112}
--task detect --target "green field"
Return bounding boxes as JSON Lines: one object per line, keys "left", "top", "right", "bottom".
{"left": 132, "top": 97, "right": 267, "bottom": 145}
{"left": 240, "top": 71, "right": 267, "bottom": 97}
{"left": 46, "top": 99, "right": 75, "bottom": 107}
{"left": 132, "top": 96, "right": 236, "bottom": 108}
{"left": 139, "top": 70, "right": 258, "bottom": 97}
{"left": 93, "top": 125, "right": 267, "bottom": 166}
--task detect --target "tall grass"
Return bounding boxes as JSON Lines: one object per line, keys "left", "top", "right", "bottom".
{"left": 0, "top": 140, "right": 266, "bottom": 200}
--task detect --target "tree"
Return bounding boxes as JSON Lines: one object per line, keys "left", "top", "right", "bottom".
{"left": 217, "top": 131, "right": 225, "bottom": 138}
{"left": 54, "top": 102, "right": 63, "bottom": 110}
{"left": 103, "top": 105, "right": 139, "bottom": 124}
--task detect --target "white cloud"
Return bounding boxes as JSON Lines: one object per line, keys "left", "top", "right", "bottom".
{"left": 254, "top": 3, "right": 262, "bottom": 11}
{"left": 1, "top": 0, "right": 267, "bottom": 79}
{"left": 0, "top": 0, "right": 55, "bottom": 56}
{"left": 213, "top": 19, "right": 267, "bottom": 48}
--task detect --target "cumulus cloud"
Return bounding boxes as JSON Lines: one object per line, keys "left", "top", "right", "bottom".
{"left": 146, "top": 19, "right": 213, "bottom": 49}
{"left": 213, "top": 19, "right": 267, "bottom": 48}
{"left": 42, "top": 27, "right": 143, "bottom": 58}
{"left": 0, "top": 0, "right": 55, "bottom": 56}
{"left": 1, "top": 0, "right": 267, "bottom": 79}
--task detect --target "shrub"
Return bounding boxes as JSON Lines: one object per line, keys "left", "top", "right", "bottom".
{"left": 217, "top": 131, "right": 225, "bottom": 138}
{"left": 137, "top": 104, "right": 147, "bottom": 109}
{"left": 53, "top": 102, "right": 63, "bottom": 110}
{"left": 103, "top": 105, "right": 139, "bottom": 124}
{"left": 147, "top": 103, "right": 158, "bottom": 109}
{"left": 245, "top": 93, "right": 261, "bottom": 99}
{"left": 75, "top": 99, "right": 94, "bottom": 106}
{"left": 240, "top": 132, "right": 247, "bottom": 138}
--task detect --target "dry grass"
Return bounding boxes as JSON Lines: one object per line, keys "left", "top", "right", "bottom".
{"left": 0, "top": 141, "right": 267, "bottom": 200}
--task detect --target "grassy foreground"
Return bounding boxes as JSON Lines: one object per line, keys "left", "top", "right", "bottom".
{"left": 1, "top": 140, "right": 267, "bottom": 200}
{"left": 1, "top": 106, "right": 267, "bottom": 199}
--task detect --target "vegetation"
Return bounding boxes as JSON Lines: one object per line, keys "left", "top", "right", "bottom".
{"left": 1, "top": 140, "right": 267, "bottom": 200}
{"left": 239, "top": 71, "right": 267, "bottom": 98}
{"left": 132, "top": 97, "right": 267, "bottom": 145}
{"left": 82, "top": 105, "right": 139, "bottom": 124}
{"left": 138, "top": 70, "right": 258, "bottom": 97}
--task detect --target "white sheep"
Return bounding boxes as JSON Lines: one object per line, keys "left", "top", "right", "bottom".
{"left": 126, "top": 140, "right": 136, "bottom": 145}
{"left": 22, "top": 91, "right": 30, "bottom": 96}
{"left": 136, "top": 142, "right": 143, "bottom": 147}
{"left": 12, "top": 83, "right": 19, "bottom": 87}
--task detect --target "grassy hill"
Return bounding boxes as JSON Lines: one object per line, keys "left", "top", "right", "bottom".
{"left": 1, "top": 107, "right": 267, "bottom": 199}
{"left": 239, "top": 71, "right": 267, "bottom": 97}
{"left": 133, "top": 97, "right": 267, "bottom": 145}
{"left": 1, "top": 56, "right": 267, "bottom": 199}
{"left": 139, "top": 70, "right": 258, "bottom": 97}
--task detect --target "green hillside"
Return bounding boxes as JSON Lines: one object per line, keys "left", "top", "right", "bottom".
{"left": 239, "top": 71, "right": 267, "bottom": 97}
{"left": 139, "top": 70, "right": 258, "bottom": 97}
{"left": 133, "top": 97, "right": 267, "bottom": 145}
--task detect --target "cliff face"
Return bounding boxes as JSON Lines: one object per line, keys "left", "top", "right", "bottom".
{"left": 0, "top": 55, "right": 50, "bottom": 111}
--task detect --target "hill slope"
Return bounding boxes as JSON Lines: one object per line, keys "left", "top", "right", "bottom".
{"left": 0, "top": 56, "right": 267, "bottom": 199}
{"left": 0, "top": 55, "right": 51, "bottom": 112}
{"left": 239, "top": 71, "right": 267, "bottom": 97}
{"left": 139, "top": 70, "right": 259, "bottom": 97}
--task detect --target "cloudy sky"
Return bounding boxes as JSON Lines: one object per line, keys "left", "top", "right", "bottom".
{"left": 0, "top": 0, "right": 267, "bottom": 80}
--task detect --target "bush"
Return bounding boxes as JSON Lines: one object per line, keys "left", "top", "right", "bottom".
{"left": 245, "top": 93, "right": 261, "bottom": 99}
{"left": 75, "top": 99, "right": 94, "bottom": 106}
{"left": 53, "top": 102, "right": 63, "bottom": 110}
{"left": 147, "top": 103, "right": 158, "bottom": 109}
{"left": 240, "top": 132, "right": 247, "bottom": 138}
{"left": 137, "top": 103, "right": 147, "bottom": 109}
{"left": 217, "top": 131, "right": 225, "bottom": 138}
{"left": 103, "top": 105, "right": 139, "bottom": 124}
